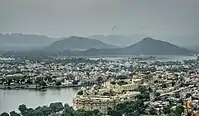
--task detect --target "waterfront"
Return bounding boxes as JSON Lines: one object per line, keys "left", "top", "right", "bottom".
{"left": 0, "top": 88, "right": 78, "bottom": 113}
{"left": 0, "top": 55, "right": 198, "bottom": 115}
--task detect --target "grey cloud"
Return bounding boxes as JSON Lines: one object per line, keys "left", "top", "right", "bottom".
{"left": 0, "top": 0, "right": 198, "bottom": 37}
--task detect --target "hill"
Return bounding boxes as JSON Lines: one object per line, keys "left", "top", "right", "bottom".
{"left": 0, "top": 33, "right": 58, "bottom": 51}
{"left": 123, "top": 37, "right": 192, "bottom": 54}
{"left": 46, "top": 36, "right": 116, "bottom": 51}
{"left": 88, "top": 35, "right": 143, "bottom": 47}
{"left": 82, "top": 37, "right": 193, "bottom": 56}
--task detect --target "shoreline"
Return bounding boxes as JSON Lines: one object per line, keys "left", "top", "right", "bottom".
{"left": 0, "top": 84, "right": 81, "bottom": 90}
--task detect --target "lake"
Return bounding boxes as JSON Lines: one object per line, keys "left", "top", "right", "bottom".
{"left": 0, "top": 88, "right": 78, "bottom": 113}
{"left": 88, "top": 55, "right": 197, "bottom": 61}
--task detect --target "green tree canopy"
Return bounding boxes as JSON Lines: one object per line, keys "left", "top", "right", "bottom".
{"left": 10, "top": 111, "right": 20, "bottom": 116}
{"left": 0, "top": 112, "right": 9, "bottom": 116}
{"left": 18, "top": 104, "right": 28, "bottom": 115}
{"left": 62, "top": 104, "right": 75, "bottom": 116}
{"left": 49, "top": 102, "right": 64, "bottom": 113}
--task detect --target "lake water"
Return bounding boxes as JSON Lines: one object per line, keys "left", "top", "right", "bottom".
{"left": 0, "top": 88, "right": 78, "bottom": 113}
{"left": 89, "top": 55, "right": 197, "bottom": 61}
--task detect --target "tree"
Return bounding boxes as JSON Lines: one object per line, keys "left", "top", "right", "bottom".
{"left": 149, "top": 107, "right": 158, "bottom": 115}
{"left": 108, "top": 110, "right": 122, "bottom": 116}
{"left": 96, "top": 77, "right": 103, "bottom": 83}
{"left": 168, "top": 112, "right": 176, "bottom": 116}
{"left": 18, "top": 104, "right": 28, "bottom": 115}
{"left": 136, "top": 86, "right": 150, "bottom": 101}
{"left": 39, "top": 80, "right": 47, "bottom": 87}
{"left": 75, "top": 109, "right": 100, "bottom": 116}
{"left": 0, "top": 112, "right": 9, "bottom": 116}
{"left": 107, "top": 107, "right": 113, "bottom": 115}
{"left": 117, "top": 81, "right": 128, "bottom": 86}
{"left": 154, "top": 80, "right": 158, "bottom": 84}
{"left": 23, "top": 108, "right": 34, "bottom": 116}
{"left": 116, "top": 101, "right": 131, "bottom": 114}
{"left": 55, "top": 82, "right": 62, "bottom": 86}
{"left": 35, "top": 106, "right": 42, "bottom": 110}
{"left": 44, "top": 76, "right": 52, "bottom": 82}
{"left": 86, "top": 72, "right": 90, "bottom": 77}
{"left": 162, "top": 84, "right": 167, "bottom": 88}
{"left": 39, "top": 106, "right": 53, "bottom": 116}
{"left": 171, "top": 81, "right": 176, "bottom": 87}
{"left": 74, "top": 109, "right": 87, "bottom": 116}
{"left": 49, "top": 102, "right": 64, "bottom": 113}
{"left": 61, "top": 104, "right": 75, "bottom": 116}
{"left": 174, "top": 93, "right": 181, "bottom": 98}
{"left": 174, "top": 105, "right": 184, "bottom": 116}
{"left": 102, "top": 90, "right": 115, "bottom": 96}
{"left": 92, "top": 109, "right": 102, "bottom": 116}
{"left": 10, "top": 111, "right": 20, "bottom": 116}
{"left": 148, "top": 87, "right": 153, "bottom": 93}
{"left": 163, "top": 105, "right": 171, "bottom": 114}
{"left": 35, "top": 78, "right": 43, "bottom": 84}
{"left": 72, "top": 80, "right": 79, "bottom": 85}
{"left": 142, "top": 92, "right": 150, "bottom": 100}
{"left": 186, "top": 93, "right": 192, "bottom": 98}
{"left": 137, "top": 86, "right": 148, "bottom": 94}
{"left": 77, "top": 90, "right": 83, "bottom": 96}
{"left": 136, "top": 94, "right": 144, "bottom": 100}
{"left": 135, "top": 99, "right": 146, "bottom": 113}
{"left": 110, "top": 81, "right": 116, "bottom": 85}
{"left": 126, "top": 112, "right": 139, "bottom": 116}
{"left": 178, "top": 99, "right": 184, "bottom": 105}
{"left": 155, "top": 92, "right": 161, "bottom": 97}
{"left": 116, "top": 99, "right": 146, "bottom": 115}
{"left": 26, "top": 79, "right": 33, "bottom": 84}
{"left": 31, "top": 109, "right": 43, "bottom": 116}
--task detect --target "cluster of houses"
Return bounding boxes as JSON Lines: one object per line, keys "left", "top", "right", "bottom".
{"left": 1, "top": 56, "right": 199, "bottom": 115}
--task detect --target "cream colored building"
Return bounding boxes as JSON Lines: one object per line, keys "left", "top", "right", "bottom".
{"left": 103, "top": 79, "right": 142, "bottom": 93}
{"left": 73, "top": 91, "right": 140, "bottom": 114}
{"left": 73, "top": 95, "right": 118, "bottom": 113}
{"left": 73, "top": 78, "right": 142, "bottom": 114}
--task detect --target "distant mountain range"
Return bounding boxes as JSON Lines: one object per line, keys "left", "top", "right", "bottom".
{"left": 0, "top": 33, "right": 116, "bottom": 51}
{"left": 3, "top": 37, "right": 194, "bottom": 58}
{"left": 0, "top": 33, "right": 58, "bottom": 51}
{"left": 0, "top": 33, "right": 196, "bottom": 57}
{"left": 46, "top": 36, "right": 116, "bottom": 51}
{"left": 80, "top": 37, "right": 193, "bottom": 56}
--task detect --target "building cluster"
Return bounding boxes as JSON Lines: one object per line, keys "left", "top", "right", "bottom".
{"left": 73, "top": 78, "right": 142, "bottom": 113}
{"left": 72, "top": 57, "right": 199, "bottom": 115}
{"left": 1, "top": 56, "right": 199, "bottom": 115}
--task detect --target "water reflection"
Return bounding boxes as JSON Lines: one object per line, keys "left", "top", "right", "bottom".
{"left": 0, "top": 88, "right": 78, "bottom": 113}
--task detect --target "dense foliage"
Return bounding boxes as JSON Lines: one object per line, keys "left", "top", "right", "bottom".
{"left": 0, "top": 103, "right": 102, "bottom": 116}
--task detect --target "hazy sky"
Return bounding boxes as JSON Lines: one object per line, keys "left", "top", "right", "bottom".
{"left": 0, "top": 0, "right": 199, "bottom": 37}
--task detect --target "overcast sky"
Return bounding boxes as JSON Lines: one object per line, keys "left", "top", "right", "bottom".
{"left": 0, "top": 0, "right": 198, "bottom": 37}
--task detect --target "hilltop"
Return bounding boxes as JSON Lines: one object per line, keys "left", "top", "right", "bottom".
{"left": 46, "top": 36, "right": 116, "bottom": 51}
